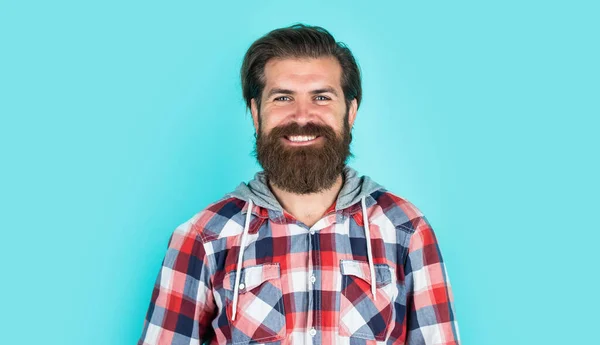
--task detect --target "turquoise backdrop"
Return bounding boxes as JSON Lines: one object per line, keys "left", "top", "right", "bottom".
{"left": 1, "top": 1, "right": 598, "bottom": 344}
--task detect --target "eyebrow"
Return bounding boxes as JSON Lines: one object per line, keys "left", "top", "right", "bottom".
{"left": 311, "top": 87, "right": 339, "bottom": 97}
{"left": 266, "top": 87, "right": 339, "bottom": 98}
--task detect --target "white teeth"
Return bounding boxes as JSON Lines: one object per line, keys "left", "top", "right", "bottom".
{"left": 288, "top": 135, "right": 317, "bottom": 142}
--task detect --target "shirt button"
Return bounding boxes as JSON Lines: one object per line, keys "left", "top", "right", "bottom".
{"left": 309, "top": 327, "right": 317, "bottom": 336}
{"left": 238, "top": 283, "right": 245, "bottom": 290}
{"left": 310, "top": 275, "right": 316, "bottom": 284}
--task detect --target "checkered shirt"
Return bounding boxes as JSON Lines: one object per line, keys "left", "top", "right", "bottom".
{"left": 137, "top": 189, "right": 460, "bottom": 344}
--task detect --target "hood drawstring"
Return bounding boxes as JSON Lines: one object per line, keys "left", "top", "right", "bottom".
{"left": 361, "top": 196, "right": 377, "bottom": 300}
{"left": 231, "top": 198, "right": 253, "bottom": 321}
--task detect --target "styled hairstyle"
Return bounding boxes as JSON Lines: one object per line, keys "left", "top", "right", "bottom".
{"left": 240, "top": 24, "right": 362, "bottom": 113}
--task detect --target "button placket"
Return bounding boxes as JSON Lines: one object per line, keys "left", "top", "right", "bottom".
{"left": 310, "top": 227, "right": 322, "bottom": 344}
{"left": 305, "top": 215, "right": 331, "bottom": 343}
{"left": 306, "top": 225, "right": 315, "bottom": 342}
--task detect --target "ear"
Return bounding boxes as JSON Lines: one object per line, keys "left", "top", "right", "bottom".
{"left": 347, "top": 98, "right": 358, "bottom": 128}
{"left": 250, "top": 98, "right": 259, "bottom": 135}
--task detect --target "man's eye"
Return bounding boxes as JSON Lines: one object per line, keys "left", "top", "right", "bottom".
{"left": 315, "top": 96, "right": 330, "bottom": 101}
{"left": 274, "top": 96, "right": 290, "bottom": 101}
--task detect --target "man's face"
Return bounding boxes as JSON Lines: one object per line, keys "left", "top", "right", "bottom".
{"left": 250, "top": 57, "right": 358, "bottom": 194}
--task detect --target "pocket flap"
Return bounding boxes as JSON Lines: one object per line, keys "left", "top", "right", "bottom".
{"left": 224, "top": 263, "right": 281, "bottom": 292}
{"left": 340, "top": 260, "right": 392, "bottom": 287}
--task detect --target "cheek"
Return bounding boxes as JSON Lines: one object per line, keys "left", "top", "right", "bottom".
{"left": 259, "top": 110, "right": 288, "bottom": 132}
{"left": 258, "top": 118, "right": 280, "bottom": 138}
{"left": 264, "top": 106, "right": 289, "bottom": 121}
{"left": 324, "top": 111, "right": 345, "bottom": 129}
{"left": 258, "top": 117, "right": 275, "bottom": 134}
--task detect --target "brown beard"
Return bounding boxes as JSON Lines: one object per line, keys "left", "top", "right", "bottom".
{"left": 254, "top": 115, "right": 353, "bottom": 194}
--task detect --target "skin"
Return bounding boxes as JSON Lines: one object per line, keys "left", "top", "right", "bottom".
{"left": 250, "top": 56, "right": 358, "bottom": 227}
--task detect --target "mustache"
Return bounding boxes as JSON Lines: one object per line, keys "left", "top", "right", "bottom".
{"left": 266, "top": 122, "right": 336, "bottom": 139}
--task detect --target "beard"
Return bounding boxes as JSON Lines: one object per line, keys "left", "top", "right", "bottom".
{"left": 254, "top": 114, "right": 353, "bottom": 194}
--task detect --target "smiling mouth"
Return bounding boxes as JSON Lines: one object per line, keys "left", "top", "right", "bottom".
{"left": 281, "top": 135, "right": 324, "bottom": 146}
{"left": 285, "top": 135, "right": 319, "bottom": 143}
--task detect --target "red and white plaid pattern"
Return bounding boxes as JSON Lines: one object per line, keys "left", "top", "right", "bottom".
{"left": 137, "top": 189, "right": 460, "bottom": 344}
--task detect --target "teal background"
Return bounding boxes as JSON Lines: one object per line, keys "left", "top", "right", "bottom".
{"left": 1, "top": 0, "right": 598, "bottom": 344}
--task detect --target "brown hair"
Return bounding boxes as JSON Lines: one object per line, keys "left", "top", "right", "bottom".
{"left": 240, "top": 23, "right": 362, "bottom": 113}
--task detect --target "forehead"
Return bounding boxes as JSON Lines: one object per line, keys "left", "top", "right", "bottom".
{"left": 262, "top": 57, "right": 343, "bottom": 92}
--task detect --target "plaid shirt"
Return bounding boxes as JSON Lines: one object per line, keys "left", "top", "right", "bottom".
{"left": 137, "top": 189, "right": 460, "bottom": 344}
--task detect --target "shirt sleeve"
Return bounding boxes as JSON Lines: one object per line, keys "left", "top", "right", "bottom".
{"left": 404, "top": 216, "right": 461, "bottom": 345}
{"left": 137, "top": 222, "right": 216, "bottom": 345}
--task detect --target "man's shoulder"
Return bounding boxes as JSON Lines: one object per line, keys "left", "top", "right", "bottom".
{"left": 369, "top": 189, "right": 428, "bottom": 234}
{"left": 173, "top": 196, "right": 248, "bottom": 244}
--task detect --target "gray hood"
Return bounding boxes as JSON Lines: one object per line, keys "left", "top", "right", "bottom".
{"left": 226, "top": 165, "right": 385, "bottom": 319}
{"left": 227, "top": 165, "right": 384, "bottom": 212}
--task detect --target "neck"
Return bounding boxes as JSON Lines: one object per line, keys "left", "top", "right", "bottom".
{"left": 268, "top": 174, "right": 344, "bottom": 227}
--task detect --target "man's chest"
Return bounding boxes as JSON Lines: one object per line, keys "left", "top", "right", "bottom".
{"left": 207, "top": 213, "right": 410, "bottom": 344}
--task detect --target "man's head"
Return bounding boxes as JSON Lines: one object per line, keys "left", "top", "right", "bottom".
{"left": 240, "top": 24, "right": 362, "bottom": 194}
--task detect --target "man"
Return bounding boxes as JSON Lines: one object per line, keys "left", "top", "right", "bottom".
{"left": 138, "top": 24, "right": 460, "bottom": 345}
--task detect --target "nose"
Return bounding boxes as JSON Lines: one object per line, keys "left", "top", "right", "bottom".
{"left": 290, "top": 97, "right": 317, "bottom": 126}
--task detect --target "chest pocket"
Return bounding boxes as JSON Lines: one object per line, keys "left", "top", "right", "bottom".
{"left": 223, "top": 263, "right": 286, "bottom": 344}
{"left": 338, "top": 260, "right": 397, "bottom": 341}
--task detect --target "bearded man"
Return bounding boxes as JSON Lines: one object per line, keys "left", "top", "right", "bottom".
{"left": 138, "top": 24, "right": 460, "bottom": 345}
